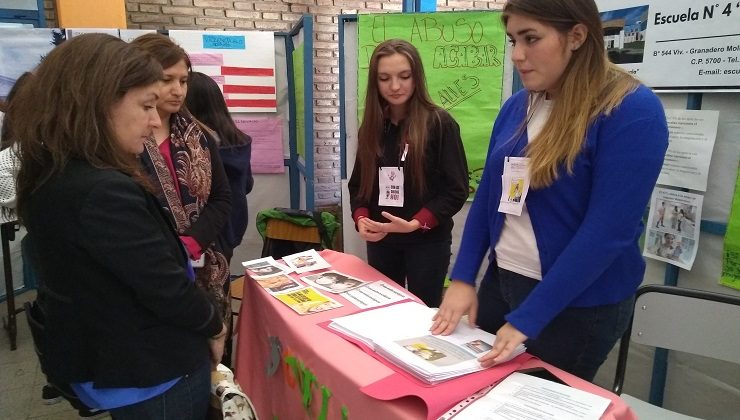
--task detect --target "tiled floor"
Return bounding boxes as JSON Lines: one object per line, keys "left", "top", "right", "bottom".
{"left": 0, "top": 290, "right": 111, "bottom": 420}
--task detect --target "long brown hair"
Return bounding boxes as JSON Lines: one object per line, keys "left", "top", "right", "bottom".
{"left": 12, "top": 33, "right": 163, "bottom": 222}
{"left": 503, "top": 0, "right": 639, "bottom": 188}
{"left": 356, "top": 39, "right": 440, "bottom": 201}
{"left": 0, "top": 72, "right": 33, "bottom": 150}
{"left": 185, "top": 71, "right": 250, "bottom": 147}
{"left": 130, "top": 33, "right": 192, "bottom": 71}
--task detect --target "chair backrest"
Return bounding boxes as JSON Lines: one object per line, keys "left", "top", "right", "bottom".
{"left": 613, "top": 285, "right": 740, "bottom": 394}
{"left": 255, "top": 208, "right": 339, "bottom": 260}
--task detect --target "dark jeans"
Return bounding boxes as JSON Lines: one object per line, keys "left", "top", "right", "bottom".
{"left": 367, "top": 239, "right": 451, "bottom": 307}
{"left": 477, "top": 264, "right": 634, "bottom": 381}
{"left": 110, "top": 361, "right": 211, "bottom": 420}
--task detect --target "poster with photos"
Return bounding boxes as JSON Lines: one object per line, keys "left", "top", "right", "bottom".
{"left": 644, "top": 187, "right": 703, "bottom": 269}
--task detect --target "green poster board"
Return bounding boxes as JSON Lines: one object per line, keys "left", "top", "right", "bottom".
{"left": 720, "top": 164, "right": 740, "bottom": 290}
{"left": 293, "top": 43, "right": 306, "bottom": 158}
{"left": 358, "top": 12, "right": 506, "bottom": 195}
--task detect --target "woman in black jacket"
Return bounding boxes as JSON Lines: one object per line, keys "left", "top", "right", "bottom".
{"left": 349, "top": 39, "right": 469, "bottom": 307}
{"left": 11, "top": 34, "right": 225, "bottom": 419}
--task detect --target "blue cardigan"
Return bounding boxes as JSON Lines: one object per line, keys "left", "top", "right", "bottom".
{"left": 451, "top": 86, "right": 668, "bottom": 338}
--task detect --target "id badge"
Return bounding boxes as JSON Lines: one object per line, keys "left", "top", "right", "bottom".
{"left": 498, "top": 157, "right": 530, "bottom": 216}
{"left": 378, "top": 166, "right": 404, "bottom": 207}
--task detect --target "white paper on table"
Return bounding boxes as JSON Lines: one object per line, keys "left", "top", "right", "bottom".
{"left": 242, "top": 256, "right": 293, "bottom": 278}
{"left": 448, "top": 372, "right": 611, "bottom": 420}
{"left": 281, "top": 249, "right": 331, "bottom": 274}
{"left": 340, "top": 281, "right": 411, "bottom": 309}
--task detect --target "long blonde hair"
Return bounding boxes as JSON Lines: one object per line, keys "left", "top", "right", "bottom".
{"left": 356, "top": 39, "right": 440, "bottom": 201}
{"left": 503, "top": 0, "right": 639, "bottom": 188}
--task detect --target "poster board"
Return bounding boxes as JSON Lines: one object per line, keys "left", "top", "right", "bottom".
{"left": 357, "top": 12, "right": 507, "bottom": 195}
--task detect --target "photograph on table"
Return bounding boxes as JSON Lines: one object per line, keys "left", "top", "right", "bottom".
{"left": 242, "top": 256, "right": 292, "bottom": 278}
{"left": 252, "top": 274, "right": 303, "bottom": 294}
{"left": 301, "top": 270, "right": 368, "bottom": 294}
{"left": 273, "top": 287, "right": 343, "bottom": 315}
{"left": 282, "top": 249, "right": 331, "bottom": 274}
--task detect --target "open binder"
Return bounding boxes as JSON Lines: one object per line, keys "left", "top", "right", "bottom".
{"left": 328, "top": 301, "right": 526, "bottom": 385}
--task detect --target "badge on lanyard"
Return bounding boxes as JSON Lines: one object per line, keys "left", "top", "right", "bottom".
{"left": 378, "top": 143, "right": 408, "bottom": 207}
{"left": 498, "top": 156, "right": 531, "bottom": 216}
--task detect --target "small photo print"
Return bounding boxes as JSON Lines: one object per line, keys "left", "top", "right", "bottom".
{"left": 254, "top": 274, "right": 302, "bottom": 294}
{"left": 242, "top": 257, "right": 291, "bottom": 278}
{"left": 464, "top": 339, "right": 492, "bottom": 354}
{"left": 273, "top": 287, "right": 343, "bottom": 315}
{"left": 282, "top": 249, "right": 331, "bottom": 274}
{"left": 507, "top": 178, "right": 524, "bottom": 203}
{"left": 301, "top": 270, "right": 367, "bottom": 294}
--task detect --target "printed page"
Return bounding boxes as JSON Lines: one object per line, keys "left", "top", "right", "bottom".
{"left": 252, "top": 274, "right": 303, "bottom": 295}
{"left": 242, "top": 256, "right": 292, "bottom": 278}
{"left": 657, "top": 109, "right": 719, "bottom": 191}
{"left": 273, "top": 287, "right": 342, "bottom": 315}
{"left": 340, "top": 281, "right": 411, "bottom": 308}
{"left": 644, "top": 187, "right": 703, "bottom": 270}
{"left": 282, "top": 249, "right": 331, "bottom": 274}
{"left": 450, "top": 372, "right": 611, "bottom": 420}
{"left": 301, "top": 270, "right": 368, "bottom": 294}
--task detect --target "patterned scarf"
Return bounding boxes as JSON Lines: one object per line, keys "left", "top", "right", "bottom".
{"left": 141, "top": 112, "right": 230, "bottom": 326}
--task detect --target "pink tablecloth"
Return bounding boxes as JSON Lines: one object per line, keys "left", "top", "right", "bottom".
{"left": 234, "top": 250, "right": 636, "bottom": 420}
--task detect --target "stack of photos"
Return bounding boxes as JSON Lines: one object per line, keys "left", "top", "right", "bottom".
{"left": 301, "top": 270, "right": 367, "bottom": 294}
{"left": 273, "top": 287, "right": 343, "bottom": 315}
{"left": 252, "top": 274, "right": 303, "bottom": 294}
{"left": 242, "top": 256, "right": 292, "bottom": 278}
{"left": 282, "top": 249, "right": 331, "bottom": 274}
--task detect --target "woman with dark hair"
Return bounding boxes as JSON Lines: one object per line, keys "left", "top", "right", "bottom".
{"left": 12, "top": 33, "right": 226, "bottom": 419}
{"left": 0, "top": 72, "right": 33, "bottom": 221}
{"left": 432, "top": 0, "right": 668, "bottom": 381}
{"left": 130, "top": 34, "right": 233, "bottom": 332}
{"left": 348, "top": 39, "right": 469, "bottom": 308}
{"left": 185, "top": 71, "right": 254, "bottom": 262}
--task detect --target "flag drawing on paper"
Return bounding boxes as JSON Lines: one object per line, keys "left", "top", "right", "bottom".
{"left": 169, "top": 30, "right": 277, "bottom": 113}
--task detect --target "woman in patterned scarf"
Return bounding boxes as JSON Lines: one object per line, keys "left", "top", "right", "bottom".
{"left": 131, "top": 34, "right": 232, "bottom": 340}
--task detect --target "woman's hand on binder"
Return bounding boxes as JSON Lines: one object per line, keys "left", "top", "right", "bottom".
{"left": 430, "top": 280, "right": 478, "bottom": 335}
{"left": 478, "top": 322, "right": 527, "bottom": 367}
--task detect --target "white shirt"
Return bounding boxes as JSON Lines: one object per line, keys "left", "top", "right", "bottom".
{"left": 494, "top": 98, "right": 552, "bottom": 280}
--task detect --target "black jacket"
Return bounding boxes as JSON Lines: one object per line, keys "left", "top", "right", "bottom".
{"left": 217, "top": 140, "right": 253, "bottom": 260}
{"left": 26, "top": 159, "right": 222, "bottom": 387}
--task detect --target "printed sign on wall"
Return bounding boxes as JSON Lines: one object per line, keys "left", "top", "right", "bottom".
{"left": 597, "top": 0, "right": 740, "bottom": 90}
{"left": 169, "top": 30, "right": 277, "bottom": 112}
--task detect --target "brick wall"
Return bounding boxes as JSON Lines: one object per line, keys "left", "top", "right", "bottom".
{"left": 43, "top": 0, "right": 504, "bottom": 206}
